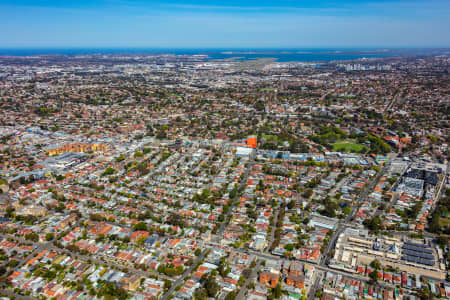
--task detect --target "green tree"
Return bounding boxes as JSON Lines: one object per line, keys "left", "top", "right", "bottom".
{"left": 284, "top": 244, "right": 294, "bottom": 251}
{"left": 201, "top": 273, "right": 219, "bottom": 297}
{"left": 343, "top": 206, "right": 351, "bottom": 215}
{"left": 370, "top": 259, "right": 381, "bottom": 270}
{"left": 115, "top": 154, "right": 125, "bottom": 162}
{"left": 369, "top": 270, "right": 379, "bottom": 283}
{"left": 136, "top": 236, "right": 147, "bottom": 246}
{"left": 45, "top": 233, "right": 55, "bottom": 241}
{"left": 133, "top": 222, "right": 148, "bottom": 231}
{"left": 194, "top": 288, "right": 208, "bottom": 300}
{"left": 25, "top": 232, "right": 39, "bottom": 242}
{"left": 363, "top": 216, "right": 383, "bottom": 233}
{"left": 96, "top": 282, "right": 128, "bottom": 300}
{"left": 225, "top": 290, "right": 236, "bottom": 300}
{"left": 273, "top": 283, "right": 282, "bottom": 298}
{"left": 101, "top": 167, "right": 117, "bottom": 177}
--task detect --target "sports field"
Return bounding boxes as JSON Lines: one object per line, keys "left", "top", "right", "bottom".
{"left": 333, "top": 142, "right": 368, "bottom": 153}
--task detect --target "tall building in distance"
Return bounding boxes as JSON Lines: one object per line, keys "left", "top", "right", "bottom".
{"left": 246, "top": 135, "right": 257, "bottom": 149}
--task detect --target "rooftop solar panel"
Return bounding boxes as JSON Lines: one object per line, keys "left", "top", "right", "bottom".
{"left": 420, "top": 259, "right": 435, "bottom": 266}
{"left": 422, "top": 254, "right": 434, "bottom": 260}
{"left": 402, "top": 249, "right": 414, "bottom": 256}
{"left": 403, "top": 255, "right": 436, "bottom": 265}
{"left": 426, "top": 260, "right": 435, "bottom": 266}
{"left": 401, "top": 255, "right": 435, "bottom": 266}
{"left": 404, "top": 241, "right": 431, "bottom": 249}
{"left": 403, "top": 256, "right": 417, "bottom": 262}
{"left": 403, "top": 251, "right": 434, "bottom": 260}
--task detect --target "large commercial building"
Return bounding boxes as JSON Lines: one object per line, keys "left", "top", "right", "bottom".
{"left": 246, "top": 135, "right": 257, "bottom": 149}
{"left": 46, "top": 143, "right": 107, "bottom": 156}
{"left": 235, "top": 146, "right": 256, "bottom": 159}
{"left": 308, "top": 215, "right": 338, "bottom": 231}
{"left": 331, "top": 229, "right": 446, "bottom": 280}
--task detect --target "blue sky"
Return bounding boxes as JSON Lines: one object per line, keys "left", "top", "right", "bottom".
{"left": 0, "top": 0, "right": 449, "bottom": 48}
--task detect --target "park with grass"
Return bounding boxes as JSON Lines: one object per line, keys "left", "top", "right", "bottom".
{"left": 310, "top": 126, "right": 391, "bottom": 154}
{"left": 332, "top": 141, "right": 368, "bottom": 153}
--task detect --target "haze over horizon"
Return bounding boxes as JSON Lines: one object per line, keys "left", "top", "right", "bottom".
{"left": 1, "top": 0, "right": 450, "bottom": 49}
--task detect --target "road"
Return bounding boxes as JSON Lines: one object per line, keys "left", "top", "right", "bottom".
{"left": 2, "top": 233, "right": 174, "bottom": 282}
{"left": 384, "top": 95, "right": 398, "bottom": 113}
{"left": 3, "top": 153, "right": 447, "bottom": 299}
{"left": 0, "top": 289, "right": 37, "bottom": 300}
{"left": 321, "top": 156, "right": 396, "bottom": 265}
{"left": 346, "top": 154, "right": 397, "bottom": 224}
{"left": 310, "top": 155, "right": 397, "bottom": 298}
{"left": 374, "top": 192, "right": 399, "bottom": 218}
{"left": 0, "top": 234, "right": 55, "bottom": 270}
{"left": 160, "top": 249, "right": 207, "bottom": 300}
{"left": 431, "top": 161, "right": 449, "bottom": 215}
{"left": 319, "top": 88, "right": 337, "bottom": 102}
{"left": 236, "top": 260, "right": 262, "bottom": 300}
{"left": 204, "top": 241, "right": 422, "bottom": 294}
{"left": 373, "top": 159, "right": 406, "bottom": 218}
{"left": 328, "top": 176, "right": 347, "bottom": 198}
{"left": 266, "top": 206, "right": 280, "bottom": 253}
{"left": 215, "top": 159, "right": 254, "bottom": 242}
{"left": 322, "top": 154, "right": 397, "bottom": 264}
{"left": 4, "top": 231, "right": 207, "bottom": 299}
{"left": 307, "top": 270, "right": 322, "bottom": 300}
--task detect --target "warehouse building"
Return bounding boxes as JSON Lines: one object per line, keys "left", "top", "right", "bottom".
{"left": 331, "top": 232, "right": 446, "bottom": 280}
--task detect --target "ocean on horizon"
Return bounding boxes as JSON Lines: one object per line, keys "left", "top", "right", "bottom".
{"left": 0, "top": 48, "right": 442, "bottom": 62}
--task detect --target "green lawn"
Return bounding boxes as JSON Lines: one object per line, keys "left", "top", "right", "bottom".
{"left": 262, "top": 134, "right": 278, "bottom": 141}
{"left": 439, "top": 217, "right": 450, "bottom": 228}
{"left": 333, "top": 142, "right": 368, "bottom": 153}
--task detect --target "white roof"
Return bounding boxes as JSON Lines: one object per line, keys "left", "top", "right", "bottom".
{"left": 236, "top": 146, "right": 254, "bottom": 156}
